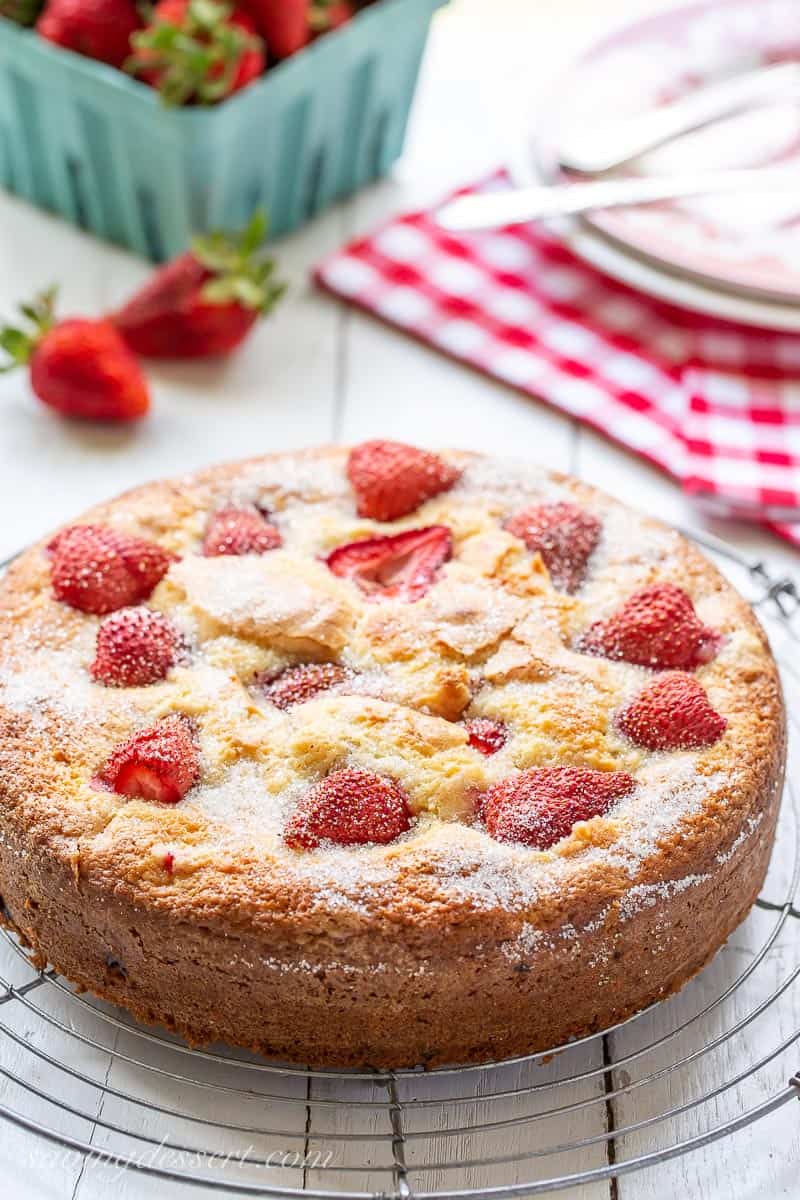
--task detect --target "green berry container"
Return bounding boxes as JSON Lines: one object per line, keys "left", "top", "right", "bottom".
{"left": 0, "top": 0, "right": 446, "bottom": 259}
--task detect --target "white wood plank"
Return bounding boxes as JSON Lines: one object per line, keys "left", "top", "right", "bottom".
{"left": 74, "top": 1029, "right": 311, "bottom": 1200}
{"left": 303, "top": 1075, "right": 396, "bottom": 1196}
{"left": 304, "top": 1052, "right": 613, "bottom": 1200}
{"left": 395, "top": 1050, "right": 611, "bottom": 1200}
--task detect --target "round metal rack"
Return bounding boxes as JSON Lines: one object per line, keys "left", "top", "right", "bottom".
{"left": 0, "top": 531, "right": 798, "bottom": 1198}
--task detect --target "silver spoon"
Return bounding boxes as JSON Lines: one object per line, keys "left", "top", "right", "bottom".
{"left": 557, "top": 61, "right": 800, "bottom": 174}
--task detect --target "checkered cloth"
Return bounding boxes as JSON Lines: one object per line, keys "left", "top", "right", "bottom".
{"left": 315, "top": 172, "right": 800, "bottom": 549}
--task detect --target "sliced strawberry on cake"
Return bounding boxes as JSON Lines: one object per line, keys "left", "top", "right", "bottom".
{"left": 617, "top": 672, "right": 727, "bottom": 751}
{"left": 98, "top": 715, "right": 199, "bottom": 804}
{"left": 504, "top": 501, "right": 601, "bottom": 593}
{"left": 257, "top": 662, "right": 353, "bottom": 709}
{"left": 326, "top": 526, "right": 452, "bottom": 602}
{"left": 91, "top": 607, "right": 182, "bottom": 687}
{"left": 579, "top": 582, "right": 721, "bottom": 670}
{"left": 481, "top": 766, "right": 636, "bottom": 849}
{"left": 48, "top": 524, "right": 172, "bottom": 615}
{"left": 347, "top": 440, "right": 461, "bottom": 521}
{"left": 284, "top": 767, "right": 413, "bottom": 850}
{"left": 464, "top": 717, "right": 508, "bottom": 756}
{"left": 202, "top": 506, "right": 282, "bottom": 556}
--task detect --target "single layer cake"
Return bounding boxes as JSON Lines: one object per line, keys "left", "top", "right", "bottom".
{"left": 0, "top": 444, "right": 785, "bottom": 1067}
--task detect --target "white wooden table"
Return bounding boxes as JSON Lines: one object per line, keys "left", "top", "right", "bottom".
{"left": 0, "top": 2, "right": 798, "bottom": 1197}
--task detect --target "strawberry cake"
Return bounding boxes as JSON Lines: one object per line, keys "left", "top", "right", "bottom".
{"left": 0, "top": 444, "right": 785, "bottom": 1067}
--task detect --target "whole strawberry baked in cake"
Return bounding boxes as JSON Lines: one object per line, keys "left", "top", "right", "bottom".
{"left": 0, "top": 444, "right": 785, "bottom": 1067}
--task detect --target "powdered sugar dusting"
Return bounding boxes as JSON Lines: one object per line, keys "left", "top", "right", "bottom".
{"left": 170, "top": 552, "right": 356, "bottom": 656}
{"left": 406, "top": 757, "right": 717, "bottom": 914}
{"left": 578, "top": 503, "right": 681, "bottom": 613}
{"left": 233, "top": 454, "right": 352, "bottom": 510}
{"left": 188, "top": 759, "right": 288, "bottom": 841}
{"left": 455, "top": 456, "right": 562, "bottom": 510}
{"left": 616, "top": 872, "right": 708, "bottom": 921}
{"left": 601, "top": 756, "right": 722, "bottom": 868}
{"left": 0, "top": 645, "right": 102, "bottom": 724}
{"left": 716, "top": 810, "right": 764, "bottom": 865}
{"left": 179, "top": 750, "right": 726, "bottom": 926}
{"left": 501, "top": 865, "right": 710, "bottom": 965}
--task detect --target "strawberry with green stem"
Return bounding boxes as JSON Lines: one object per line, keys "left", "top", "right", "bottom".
{"left": 126, "top": 0, "right": 263, "bottom": 106}
{"left": 113, "top": 210, "right": 286, "bottom": 358}
{"left": 0, "top": 288, "right": 150, "bottom": 422}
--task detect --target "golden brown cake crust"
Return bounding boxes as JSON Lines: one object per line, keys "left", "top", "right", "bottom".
{"left": 0, "top": 447, "right": 785, "bottom": 1067}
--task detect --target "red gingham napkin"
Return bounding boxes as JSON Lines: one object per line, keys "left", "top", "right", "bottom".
{"left": 314, "top": 172, "right": 800, "bottom": 549}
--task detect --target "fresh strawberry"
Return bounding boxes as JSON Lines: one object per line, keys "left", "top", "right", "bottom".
{"left": 481, "top": 766, "right": 635, "bottom": 849}
{"left": 126, "top": 0, "right": 263, "bottom": 105}
{"left": 258, "top": 662, "right": 352, "bottom": 709}
{"left": 284, "top": 767, "right": 412, "bottom": 850}
{"left": 617, "top": 672, "right": 727, "bottom": 751}
{"left": 202, "top": 505, "right": 282, "bottom": 556}
{"left": 91, "top": 607, "right": 181, "bottom": 687}
{"left": 98, "top": 715, "right": 199, "bottom": 804}
{"left": 0, "top": 289, "right": 149, "bottom": 422}
{"left": 49, "top": 524, "right": 172, "bottom": 614}
{"left": 2, "top": 0, "right": 44, "bottom": 26}
{"left": 239, "top": 0, "right": 308, "bottom": 57}
{"left": 308, "top": 0, "right": 353, "bottom": 35}
{"left": 36, "top": 0, "right": 141, "bottom": 67}
{"left": 326, "top": 525, "right": 452, "bottom": 602}
{"left": 464, "top": 717, "right": 508, "bottom": 756}
{"left": 504, "top": 501, "right": 601, "bottom": 593}
{"left": 579, "top": 583, "right": 721, "bottom": 671}
{"left": 113, "top": 210, "right": 285, "bottom": 359}
{"left": 347, "top": 440, "right": 461, "bottom": 522}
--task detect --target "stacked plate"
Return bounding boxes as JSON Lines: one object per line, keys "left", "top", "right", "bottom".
{"left": 527, "top": 0, "right": 800, "bottom": 332}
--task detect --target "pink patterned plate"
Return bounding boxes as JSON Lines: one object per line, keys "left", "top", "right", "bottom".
{"left": 535, "top": 0, "right": 800, "bottom": 306}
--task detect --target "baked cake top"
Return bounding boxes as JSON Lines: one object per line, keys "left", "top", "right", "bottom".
{"left": 0, "top": 444, "right": 783, "bottom": 945}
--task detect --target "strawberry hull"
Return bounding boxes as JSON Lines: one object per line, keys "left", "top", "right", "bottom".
{"left": 0, "top": 0, "right": 446, "bottom": 259}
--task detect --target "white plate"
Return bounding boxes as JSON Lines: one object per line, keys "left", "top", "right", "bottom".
{"left": 520, "top": 0, "right": 800, "bottom": 331}
{"left": 539, "top": 209, "right": 800, "bottom": 332}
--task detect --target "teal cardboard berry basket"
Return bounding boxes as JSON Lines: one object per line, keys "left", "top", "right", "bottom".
{"left": 0, "top": 0, "right": 445, "bottom": 259}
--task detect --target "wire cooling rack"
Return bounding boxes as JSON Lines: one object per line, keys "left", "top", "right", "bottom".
{"left": 0, "top": 530, "right": 799, "bottom": 1198}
